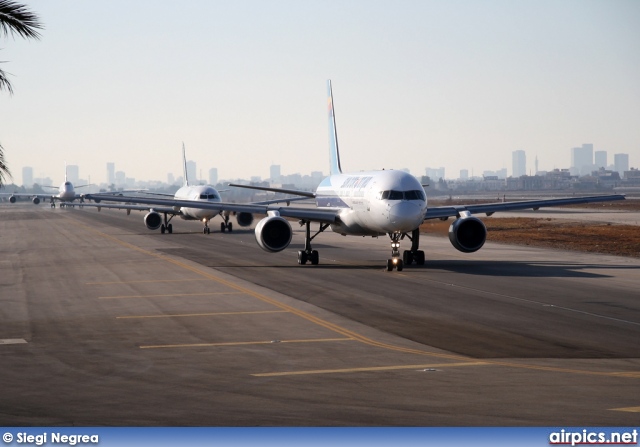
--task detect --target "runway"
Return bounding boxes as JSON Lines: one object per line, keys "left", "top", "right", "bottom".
{"left": 1, "top": 204, "right": 639, "bottom": 425}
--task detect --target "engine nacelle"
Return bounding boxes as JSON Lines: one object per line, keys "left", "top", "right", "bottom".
{"left": 448, "top": 215, "right": 487, "bottom": 253}
{"left": 9, "top": 195, "right": 16, "bottom": 203}
{"left": 32, "top": 197, "right": 40, "bottom": 205}
{"left": 144, "top": 211, "right": 162, "bottom": 230}
{"left": 254, "top": 215, "right": 292, "bottom": 252}
{"left": 236, "top": 212, "right": 254, "bottom": 227}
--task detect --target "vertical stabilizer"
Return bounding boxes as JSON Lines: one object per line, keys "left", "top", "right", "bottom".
{"left": 182, "top": 142, "right": 189, "bottom": 187}
{"left": 327, "top": 80, "right": 342, "bottom": 175}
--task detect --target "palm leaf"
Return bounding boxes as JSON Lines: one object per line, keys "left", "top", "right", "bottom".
{"left": 0, "top": 0, "right": 42, "bottom": 40}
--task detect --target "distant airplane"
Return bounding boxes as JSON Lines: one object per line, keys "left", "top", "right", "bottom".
{"left": 87, "top": 81, "right": 626, "bottom": 270}
{"left": 86, "top": 144, "right": 255, "bottom": 234}
{"left": 3, "top": 164, "right": 92, "bottom": 207}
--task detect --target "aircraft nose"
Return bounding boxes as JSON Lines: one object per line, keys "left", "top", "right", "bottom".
{"left": 389, "top": 202, "right": 424, "bottom": 230}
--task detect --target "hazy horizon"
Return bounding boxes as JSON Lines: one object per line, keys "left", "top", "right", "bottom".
{"left": 1, "top": 1, "right": 638, "bottom": 184}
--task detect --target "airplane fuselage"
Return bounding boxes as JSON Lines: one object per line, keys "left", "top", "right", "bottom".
{"left": 174, "top": 185, "right": 222, "bottom": 221}
{"left": 58, "top": 181, "right": 77, "bottom": 202}
{"left": 315, "top": 169, "right": 427, "bottom": 236}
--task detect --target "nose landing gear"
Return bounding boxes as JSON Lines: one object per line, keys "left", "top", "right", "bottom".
{"left": 387, "top": 228, "right": 425, "bottom": 271}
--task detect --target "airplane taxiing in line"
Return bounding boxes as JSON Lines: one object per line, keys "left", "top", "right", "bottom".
{"left": 86, "top": 144, "right": 256, "bottom": 234}
{"left": 88, "top": 80, "right": 625, "bottom": 271}
{"left": 2, "top": 165, "right": 92, "bottom": 207}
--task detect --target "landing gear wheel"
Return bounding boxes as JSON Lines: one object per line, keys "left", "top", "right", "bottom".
{"left": 227, "top": 222, "right": 233, "bottom": 232}
{"left": 297, "top": 250, "right": 308, "bottom": 265}
{"left": 396, "top": 259, "right": 404, "bottom": 271}
{"left": 206, "top": 227, "right": 210, "bottom": 234}
{"left": 310, "top": 250, "right": 319, "bottom": 265}
{"left": 403, "top": 250, "right": 414, "bottom": 265}
{"left": 415, "top": 250, "right": 425, "bottom": 265}
{"left": 161, "top": 224, "right": 166, "bottom": 234}
{"left": 168, "top": 224, "right": 173, "bottom": 234}
{"left": 386, "top": 259, "right": 394, "bottom": 271}
{"left": 220, "top": 222, "right": 226, "bottom": 232}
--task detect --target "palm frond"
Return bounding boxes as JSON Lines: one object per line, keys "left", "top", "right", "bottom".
{"left": 0, "top": 0, "right": 43, "bottom": 40}
{"left": 0, "top": 141, "right": 13, "bottom": 187}
{"left": 0, "top": 62, "right": 14, "bottom": 94}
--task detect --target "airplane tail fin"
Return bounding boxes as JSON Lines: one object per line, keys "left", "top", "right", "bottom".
{"left": 327, "top": 80, "right": 342, "bottom": 175}
{"left": 182, "top": 142, "right": 189, "bottom": 187}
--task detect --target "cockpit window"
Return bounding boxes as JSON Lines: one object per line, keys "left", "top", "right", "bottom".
{"left": 377, "top": 190, "right": 425, "bottom": 201}
{"left": 200, "top": 194, "right": 218, "bottom": 200}
{"left": 404, "top": 190, "right": 425, "bottom": 200}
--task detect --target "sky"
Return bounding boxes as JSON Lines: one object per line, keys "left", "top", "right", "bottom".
{"left": 1, "top": 0, "right": 639, "bottom": 185}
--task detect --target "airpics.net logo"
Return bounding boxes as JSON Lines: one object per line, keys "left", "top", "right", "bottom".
{"left": 549, "top": 429, "right": 638, "bottom": 446}
{"left": 3, "top": 432, "right": 99, "bottom": 446}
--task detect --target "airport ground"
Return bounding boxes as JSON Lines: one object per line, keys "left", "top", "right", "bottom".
{"left": 0, "top": 203, "right": 639, "bottom": 426}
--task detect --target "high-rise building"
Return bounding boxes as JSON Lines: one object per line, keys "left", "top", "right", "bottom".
{"left": 209, "top": 168, "right": 218, "bottom": 185}
{"left": 594, "top": 151, "right": 607, "bottom": 169}
{"left": 460, "top": 169, "right": 469, "bottom": 180}
{"left": 425, "top": 167, "right": 445, "bottom": 181}
{"left": 22, "top": 166, "right": 33, "bottom": 187}
{"left": 106, "top": 162, "right": 115, "bottom": 185}
{"left": 67, "top": 165, "right": 79, "bottom": 184}
{"left": 512, "top": 150, "right": 526, "bottom": 177}
{"left": 270, "top": 164, "right": 281, "bottom": 182}
{"left": 571, "top": 144, "right": 593, "bottom": 176}
{"left": 186, "top": 160, "right": 196, "bottom": 184}
{"left": 614, "top": 153, "right": 629, "bottom": 176}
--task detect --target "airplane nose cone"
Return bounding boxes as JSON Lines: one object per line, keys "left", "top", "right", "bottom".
{"left": 389, "top": 202, "right": 424, "bottom": 230}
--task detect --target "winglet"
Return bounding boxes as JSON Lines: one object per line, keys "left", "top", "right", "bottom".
{"left": 182, "top": 142, "right": 189, "bottom": 187}
{"left": 327, "top": 80, "right": 342, "bottom": 175}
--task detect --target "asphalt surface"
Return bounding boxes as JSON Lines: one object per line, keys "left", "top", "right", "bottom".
{"left": 1, "top": 203, "right": 639, "bottom": 426}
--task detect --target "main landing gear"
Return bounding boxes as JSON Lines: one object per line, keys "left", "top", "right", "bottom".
{"left": 160, "top": 213, "right": 173, "bottom": 234}
{"left": 386, "top": 228, "right": 425, "bottom": 271}
{"left": 220, "top": 218, "right": 233, "bottom": 233}
{"left": 297, "top": 220, "right": 329, "bottom": 265}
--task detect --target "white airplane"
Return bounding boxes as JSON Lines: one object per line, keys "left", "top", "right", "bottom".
{"left": 87, "top": 145, "right": 255, "bottom": 234}
{"left": 87, "top": 81, "right": 626, "bottom": 270}
{"left": 4, "top": 165, "right": 92, "bottom": 207}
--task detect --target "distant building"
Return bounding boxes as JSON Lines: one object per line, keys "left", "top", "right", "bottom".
{"left": 594, "top": 151, "right": 607, "bottom": 169}
{"left": 106, "top": 162, "right": 115, "bottom": 185}
{"left": 186, "top": 160, "right": 197, "bottom": 184}
{"left": 269, "top": 164, "right": 281, "bottom": 182}
{"left": 22, "top": 166, "right": 33, "bottom": 187}
{"left": 209, "top": 168, "right": 218, "bottom": 185}
{"left": 460, "top": 169, "right": 469, "bottom": 180}
{"left": 425, "top": 167, "right": 445, "bottom": 181}
{"left": 614, "top": 153, "right": 629, "bottom": 176}
{"left": 512, "top": 150, "right": 526, "bottom": 177}
{"left": 571, "top": 144, "right": 593, "bottom": 176}
{"left": 115, "top": 171, "right": 126, "bottom": 186}
{"left": 66, "top": 165, "right": 79, "bottom": 184}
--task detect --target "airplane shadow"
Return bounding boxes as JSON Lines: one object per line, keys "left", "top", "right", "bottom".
{"left": 406, "top": 259, "right": 639, "bottom": 279}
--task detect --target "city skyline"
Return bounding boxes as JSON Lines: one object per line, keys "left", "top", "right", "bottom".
{"left": 1, "top": 1, "right": 638, "bottom": 186}
{"left": 10, "top": 146, "right": 633, "bottom": 188}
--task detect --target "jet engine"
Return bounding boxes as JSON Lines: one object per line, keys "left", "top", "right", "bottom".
{"left": 9, "top": 196, "right": 16, "bottom": 203}
{"left": 144, "top": 211, "right": 162, "bottom": 230}
{"left": 448, "top": 215, "right": 487, "bottom": 253}
{"left": 235, "top": 212, "right": 254, "bottom": 227}
{"left": 32, "top": 197, "right": 40, "bottom": 205}
{"left": 254, "top": 215, "right": 292, "bottom": 252}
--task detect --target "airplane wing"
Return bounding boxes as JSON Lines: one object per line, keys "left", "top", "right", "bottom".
{"left": 84, "top": 193, "right": 338, "bottom": 224}
{"left": 80, "top": 202, "right": 182, "bottom": 216}
{"left": 424, "top": 194, "right": 626, "bottom": 220}
{"left": 228, "top": 183, "right": 316, "bottom": 198}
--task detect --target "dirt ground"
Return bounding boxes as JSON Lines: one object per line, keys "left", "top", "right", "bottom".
{"left": 423, "top": 199, "right": 640, "bottom": 258}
